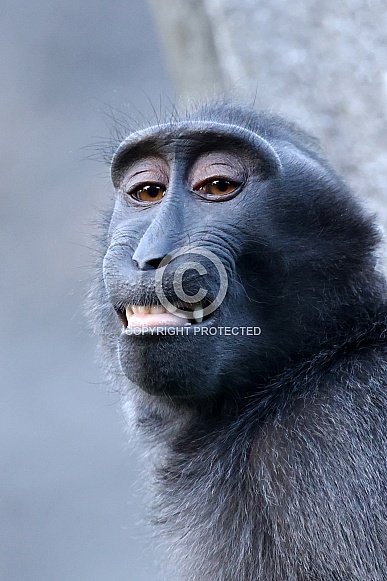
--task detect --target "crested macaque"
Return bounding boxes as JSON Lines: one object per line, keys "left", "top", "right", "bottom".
{"left": 90, "top": 102, "right": 387, "bottom": 580}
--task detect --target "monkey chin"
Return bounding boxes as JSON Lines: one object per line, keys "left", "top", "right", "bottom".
{"left": 117, "top": 330, "right": 222, "bottom": 403}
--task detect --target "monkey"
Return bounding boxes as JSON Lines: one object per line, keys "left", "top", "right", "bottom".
{"left": 89, "top": 101, "right": 387, "bottom": 580}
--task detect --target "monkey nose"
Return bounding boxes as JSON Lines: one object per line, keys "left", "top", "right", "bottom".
{"left": 132, "top": 254, "right": 165, "bottom": 270}
{"left": 132, "top": 222, "right": 177, "bottom": 270}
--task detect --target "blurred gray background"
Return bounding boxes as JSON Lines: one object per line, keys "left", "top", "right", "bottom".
{"left": 2, "top": 1, "right": 387, "bottom": 580}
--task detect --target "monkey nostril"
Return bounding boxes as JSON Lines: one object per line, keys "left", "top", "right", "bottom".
{"left": 133, "top": 256, "right": 165, "bottom": 270}
{"left": 146, "top": 257, "right": 164, "bottom": 269}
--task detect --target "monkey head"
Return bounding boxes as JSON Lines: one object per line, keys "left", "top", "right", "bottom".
{"left": 95, "top": 104, "right": 380, "bottom": 404}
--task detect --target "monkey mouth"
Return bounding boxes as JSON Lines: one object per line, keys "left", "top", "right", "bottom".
{"left": 116, "top": 301, "right": 213, "bottom": 333}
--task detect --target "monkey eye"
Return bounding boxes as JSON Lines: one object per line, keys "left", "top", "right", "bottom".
{"left": 129, "top": 183, "right": 166, "bottom": 203}
{"left": 194, "top": 178, "right": 241, "bottom": 199}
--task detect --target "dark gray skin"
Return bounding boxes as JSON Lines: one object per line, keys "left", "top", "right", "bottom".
{"left": 91, "top": 103, "right": 387, "bottom": 580}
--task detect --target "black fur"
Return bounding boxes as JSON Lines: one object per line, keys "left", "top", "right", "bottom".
{"left": 89, "top": 102, "right": 387, "bottom": 580}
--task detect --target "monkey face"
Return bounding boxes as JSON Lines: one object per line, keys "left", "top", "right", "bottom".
{"left": 98, "top": 112, "right": 379, "bottom": 403}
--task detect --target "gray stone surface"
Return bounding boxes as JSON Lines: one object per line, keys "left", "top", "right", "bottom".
{"left": 0, "top": 1, "right": 171, "bottom": 579}
{"left": 148, "top": 0, "right": 225, "bottom": 102}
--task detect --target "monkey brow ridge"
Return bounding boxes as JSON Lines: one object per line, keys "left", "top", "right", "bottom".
{"left": 111, "top": 120, "right": 283, "bottom": 187}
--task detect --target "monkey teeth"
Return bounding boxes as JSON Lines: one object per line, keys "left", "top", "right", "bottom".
{"left": 123, "top": 302, "right": 205, "bottom": 328}
{"left": 193, "top": 304, "right": 204, "bottom": 323}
